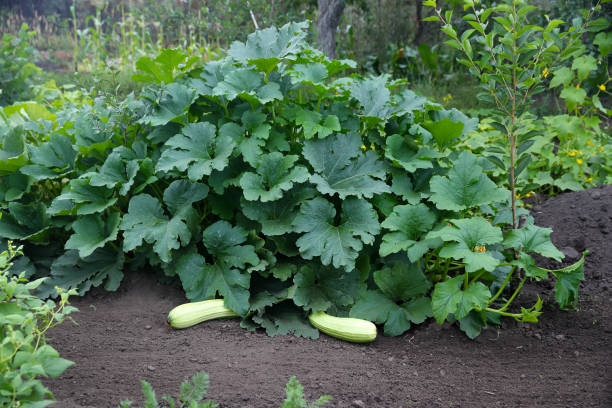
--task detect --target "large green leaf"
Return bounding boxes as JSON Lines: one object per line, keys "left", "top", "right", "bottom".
{"left": 293, "top": 197, "right": 379, "bottom": 271}
{"left": 392, "top": 89, "right": 428, "bottom": 117}
{"left": 176, "top": 251, "right": 251, "bottom": 316}
{"left": 594, "top": 31, "right": 612, "bottom": 57}
{"left": 37, "top": 248, "right": 124, "bottom": 298}
{"left": 72, "top": 108, "right": 114, "bottom": 155}
{"left": 390, "top": 169, "right": 421, "bottom": 204}
{"left": 157, "top": 122, "right": 235, "bottom": 181}
{"left": 3, "top": 101, "right": 56, "bottom": 122}
{"left": 384, "top": 134, "right": 441, "bottom": 172}
{"left": 290, "top": 265, "right": 361, "bottom": 313}
{"left": 251, "top": 301, "right": 319, "bottom": 339}
{"left": 431, "top": 275, "right": 490, "bottom": 323}
{"left": 20, "top": 134, "right": 76, "bottom": 181}
{"left": 0, "top": 127, "right": 28, "bottom": 176}
{"left": 350, "top": 261, "right": 432, "bottom": 335}
{"left": 140, "top": 83, "right": 196, "bottom": 126}
{"left": 177, "top": 221, "right": 259, "bottom": 315}
{"left": 0, "top": 202, "right": 50, "bottom": 242}
{"left": 549, "top": 67, "right": 573, "bottom": 88}
{"left": 429, "top": 151, "right": 507, "bottom": 211}
{"left": 552, "top": 257, "right": 585, "bottom": 310}
{"left": 422, "top": 118, "right": 464, "bottom": 148}
{"left": 227, "top": 21, "right": 309, "bottom": 73}
{"left": 295, "top": 109, "right": 340, "bottom": 139}
{"left": 503, "top": 223, "right": 564, "bottom": 260}
{"left": 560, "top": 87, "right": 587, "bottom": 111}
{"left": 350, "top": 290, "right": 432, "bottom": 336}
{"left": 239, "top": 152, "right": 309, "bottom": 202}
{"left": 289, "top": 63, "right": 330, "bottom": 95}
{"left": 120, "top": 194, "right": 194, "bottom": 262}
{"left": 380, "top": 203, "right": 438, "bottom": 259}
{"left": 511, "top": 253, "right": 549, "bottom": 280}
{"left": 65, "top": 212, "right": 120, "bottom": 258}
{"left": 162, "top": 179, "right": 209, "bottom": 215}
{"left": 241, "top": 185, "right": 316, "bottom": 235}
{"left": 428, "top": 217, "right": 503, "bottom": 272}
{"left": 213, "top": 68, "right": 262, "bottom": 101}
{"left": 303, "top": 132, "right": 390, "bottom": 199}
{"left": 88, "top": 152, "right": 140, "bottom": 196}
{"left": 515, "top": 252, "right": 586, "bottom": 310}
{"left": 571, "top": 55, "right": 597, "bottom": 81}
{"left": 0, "top": 173, "right": 31, "bottom": 202}
{"left": 349, "top": 75, "right": 392, "bottom": 122}
{"left": 201, "top": 220, "right": 259, "bottom": 269}
{"left": 133, "top": 48, "right": 197, "bottom": 84}
{"left": 428, "top": 109, "right": 478, "bottom": 137}
{"left": 373, "top": 262, "right": 432, "bottom": 301}
{"left": 51, "top": 179, "right": 117, "bottom": 215}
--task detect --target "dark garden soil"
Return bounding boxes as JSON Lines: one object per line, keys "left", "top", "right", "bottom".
{"left": 45, "top": 186, "right": 612, "bottom": 408}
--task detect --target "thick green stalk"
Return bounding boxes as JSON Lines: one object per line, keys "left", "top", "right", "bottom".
{"left": 487, "top": 266, "right": 516, "bottom": 305}
{"left": 498, "top": 276, "right": 526, "bottom": 312}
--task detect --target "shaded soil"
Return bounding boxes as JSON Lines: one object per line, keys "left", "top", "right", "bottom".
{"left": 46, "top": 186, "right": 612, "bottom": 408}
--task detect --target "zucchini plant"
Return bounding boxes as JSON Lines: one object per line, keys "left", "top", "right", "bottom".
{"left": 0, "top": 21, "right": 585, "bottom": 338}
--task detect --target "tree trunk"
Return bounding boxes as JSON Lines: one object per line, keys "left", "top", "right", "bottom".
{"left": 414, "top": 0, "right": 424, "bottom": 45}
{"left": 317, "top": 0, "right": 345, "bottom": 59}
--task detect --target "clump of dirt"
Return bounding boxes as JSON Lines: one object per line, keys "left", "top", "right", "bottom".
{"left": 46, "top": 186, "right": 612, "bottom": 408}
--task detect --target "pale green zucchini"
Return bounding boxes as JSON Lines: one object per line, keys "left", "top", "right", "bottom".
{"left": 308, "top": 311, "right": 377, "bottom": 343}
{"left": 168, "top": 299, "right": 238, "bottom": 329}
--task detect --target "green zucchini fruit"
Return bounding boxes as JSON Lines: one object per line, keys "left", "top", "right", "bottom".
{"left": 308, "top": 311, "right": 377, "bottom": 343}
{"left": 168, "top": 299, "right": 238, "bottom": 329}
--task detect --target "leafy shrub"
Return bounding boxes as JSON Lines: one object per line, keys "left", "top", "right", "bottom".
{"left": 0, "top": 24, "right": 40, "bottom": 106}
{"left": 118, "top": 371, "right": 217, "bottom": 408}
{"left": 282, "top": 376, "right": 332, "bottom": 408}
{"left": 0, "top": 241, "right": 77, "bottom": 407}
{"left": 0, "top": 22, "right": 585, "bottom": 339}
{"left": 118, "top": 371, "right": 330, "bottom": 408}
{"left": 424, "top": 0, "right": 611, "bottom": 195}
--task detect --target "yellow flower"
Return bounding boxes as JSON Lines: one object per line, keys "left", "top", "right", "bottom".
{"left": 576, "top": 159, "right": 583, "bottom": 164}
{"left": 586, "top": 140, "right": 593, "bottom": 146}
{"left": 600, "top": 146, "right": 605, "bottom": 151}
{"left": 525, "top": 193, "right": 532, "bottom": 198}
{"left": 586, "top": 177, "right": 593, "bottom": 182}
{"left": 447, "top": 94, "right": 452, "bottom": 100}
{"left": 542, "top": 68, "right": 549, "bottom": 78}
{"left": 576, "top": 84, "right": 580, "bottom": 89}
{"left": 516, "top": 193, "right": 521, "bottom": 199}
{"left": 442, "top": 96, "right": 447, "bottom": 102}
{"left": 577, "top": 150, "right": 582, "bottom": 155}
{"left": 361, "top": 144, "right": 367, "bottom": 151}
{"left": 473, "top": 245, "right": 486, "bottom": 253}
{"left": 599, "top": 84, "right": 606, "bottom": 91}
{"left": 370, "top": 143, "right": 375, "bottom": 151}
{"left": 568, "top": 151, "right": 576, "bottom": 157}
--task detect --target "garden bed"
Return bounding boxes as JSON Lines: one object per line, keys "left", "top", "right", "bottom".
{"left": 46, "top": 185, "right": 612, "bottom": 408}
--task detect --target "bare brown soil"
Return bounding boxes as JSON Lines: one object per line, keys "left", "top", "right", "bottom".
{"left": 46, "top": 186, "right": 612, "bottom": 408}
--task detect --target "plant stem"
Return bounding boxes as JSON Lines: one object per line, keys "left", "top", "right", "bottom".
{"left": 484, "top": 307, "right": 520, "bottom": 318}
{"left": 498, "top": 276, "right": 526, "bottom": 312}
{"left": 469, "top": 270, "right": 486, "bottom": 286}
{"left": 487, "top": 266, "right": 516, "bottom": 305}
{"left": 441, "top": 258, "right": 450, "bottom": 281}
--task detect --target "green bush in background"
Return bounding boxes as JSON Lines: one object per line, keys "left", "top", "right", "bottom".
{"left": 0, "top": 24, "right": 41, "bottom": 106}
